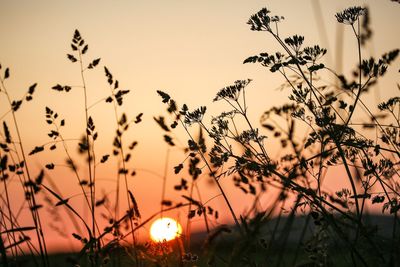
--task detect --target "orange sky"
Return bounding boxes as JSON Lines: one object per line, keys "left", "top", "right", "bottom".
{"left": 0, "top": 0, "right": 399, "bottom": 252}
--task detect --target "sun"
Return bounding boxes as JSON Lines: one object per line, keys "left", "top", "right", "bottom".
{"left": 149, "top": 217, "right": 182, "bottom": 242}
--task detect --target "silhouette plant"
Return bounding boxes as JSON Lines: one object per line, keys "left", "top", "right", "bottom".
{"left": 1, "top": 66, "right": 50, "bottom": 266}
{"left": 1, "top": 30, "right": 148, "bottom": 266}
{"left": 157, "top": 5, "right": 399, "bottom": 266}
{"left": 41, "top": 30, "right": 146, "bottom": 266}
{"left": 0, "top": 3, "right": 399, "bottom": 267}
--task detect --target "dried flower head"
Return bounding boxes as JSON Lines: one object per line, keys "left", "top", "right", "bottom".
{"left": 335, "top": 6, "right": 366, "bottom": 25}
{"left": 211, "top": 110, "right": 239, "bottom": 123}
{"left": 303, "top": 45, "right": 327, "bottom": 62}
{"left": 213, "top": 79, "right": 252, "bottom": 102}
{"left": 270, "top": 15, "right": 285, "bottom": 23}
{"left": 184, "top": 106, "right": 207, "bottom": 125}
{"left": 247, "top": 8, "right": 272, "bottom": 31}
{"left": 284, "top": 35, "right": 305, "bottom": 54}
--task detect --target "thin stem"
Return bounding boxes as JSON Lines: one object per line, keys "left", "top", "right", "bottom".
{"left": 345, "top": 19, "right": 363, "bottom": 126}
{"left": 179, "top": 118, "right": 242, "bottom": 235}
{"left": 0, "top": 78, "right": 49, "bottom": 267}
{"left": 53, "top": 124, "right": 92, "bottom": 210}
{"left": 161, "top": 148, "right": 170, "bottom": 216}
{"left": 194, "top": 183, "right": 210, "bottom": 234}
{"left": 78, "top": 49, "right": 96, "bottom": 243}
{"left": 107, "top": 84, "right": 138, "bottom": 254}
{"left": 335, "top": 142, "right": 361, "bottom": 218}
{"left": 0, "top": 159, "right": 18, "bottom": 259}
{"left": 186, "top": 181, "right": 194, "bottom": 248}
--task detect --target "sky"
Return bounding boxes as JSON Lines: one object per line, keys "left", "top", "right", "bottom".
{"left": 0, "top": 0, "right": 399, "bottom": 252}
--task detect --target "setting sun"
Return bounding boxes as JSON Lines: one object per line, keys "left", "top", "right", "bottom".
{"left": 149, "top": 217, "right": 183, "bottom": 242}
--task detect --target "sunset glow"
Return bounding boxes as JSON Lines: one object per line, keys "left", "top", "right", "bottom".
{"left": 0, "top": 1, "right": 399, "bottom": 265}
{"left": 149, "top": 217, "right": 182, "bottom": 242}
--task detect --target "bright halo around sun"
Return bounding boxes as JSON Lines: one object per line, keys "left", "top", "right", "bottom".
{"left": 150, "top": 217, "right": 182, "bottom": 242}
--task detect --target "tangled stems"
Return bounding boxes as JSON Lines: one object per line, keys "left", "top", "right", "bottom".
{"left": 105, "top": 74, "right": 139, "bottom": 255}
{"left": 257, "top": 12, "right": 365, "bottom": 220}
{"left": 180, "top": 115, "right": 243, "bottom": 235}
{"left": 0, "top": 76, "right": 49, "bottom": 267}
{"left": 155, "top": 94, "right": 243, "bottom": 233}
{"left": 265, "top": 33, "right": 363, "bottom": 222}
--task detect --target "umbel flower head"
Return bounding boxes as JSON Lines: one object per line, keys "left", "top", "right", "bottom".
{"left": 184, "top": 106, "right": 207, "bottom": 125}
{"left": 247, "top": 8, "right": 272, "bottom": 31}
{"left": 335, "top": 6, "right": 366, "bottom": 25}
{"left": 247, "top": 8, "right": 284, "bottom": 33}
{"left": 213, "top": 79, "right": 252, "bottom": 102}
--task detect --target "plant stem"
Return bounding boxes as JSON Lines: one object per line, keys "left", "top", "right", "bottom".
{"left": 182, "top": 119, "right": 242, "bottom": 235}
{"left": 77, "top": 50, "right": 96, "bottom": 266}
{"left": 345, "top": 19, "right": 363, "bottom": 126}
{"left": 107, "top": 84, "right": 138, "bottom": 258}
{"left": 0, "top": 78, "right": 49, "bottom": 267}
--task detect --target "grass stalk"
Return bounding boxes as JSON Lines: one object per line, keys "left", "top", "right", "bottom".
{"left": 0, "top": 78, "right": 49, "bottom": 267}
